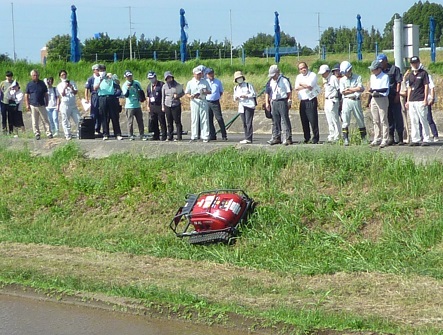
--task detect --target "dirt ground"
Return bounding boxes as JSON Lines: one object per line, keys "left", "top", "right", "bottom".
{"left": 1, "top": 242, "right": 443, "bottom": 334}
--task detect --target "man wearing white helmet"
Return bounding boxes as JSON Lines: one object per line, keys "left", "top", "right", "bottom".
{"left": 339, "top": 61, "right": 367, "bottom": 146}
{"left": 318, "top": 64, "right": 340, "bottom": 142}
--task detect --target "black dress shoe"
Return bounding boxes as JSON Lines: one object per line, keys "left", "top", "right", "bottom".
{"left": 269, "top": 139, "right": 282, "bottom": 145}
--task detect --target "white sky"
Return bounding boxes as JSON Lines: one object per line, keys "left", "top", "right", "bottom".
{"left": 0, "top": 0, "right": 422, "bottom": 62}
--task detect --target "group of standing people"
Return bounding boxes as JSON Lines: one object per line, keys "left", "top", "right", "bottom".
{"left": 0, "top": 68, "right": 82, "bottom": 140}
{"left": 0, "top": 58, "right": 438, "bottom": 146}
{"left": 318, "top": 54, "right": 438, "bottom": 148}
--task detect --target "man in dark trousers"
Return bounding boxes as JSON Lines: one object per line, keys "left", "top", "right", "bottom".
{"left": 146, "top": 71, "right": 166, "bottom": 141}
{"left": 205, "top": 68, "right": 227, "bottom": 141}
{"left": 84, "top": 64, "right": 102, "bottom": 135}
{"left": 294, "top": 62, "right": 320, "bottom": 144}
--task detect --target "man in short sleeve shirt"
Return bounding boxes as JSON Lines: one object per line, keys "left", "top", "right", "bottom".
{"left": 405, "top": 56, "right": 431, "bottom": 146}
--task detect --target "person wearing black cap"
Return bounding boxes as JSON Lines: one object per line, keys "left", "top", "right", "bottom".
{"left": 205, "top": 68, "right": 227, "bottom": 141}
{"left": 0, "top": 71, "right": 17, "bottom": 134}
{"left": 405, "top": 56, "right": 431, "bottom": 146}
{"left": 146, "top": 71, "right": 166, "bottom": 141}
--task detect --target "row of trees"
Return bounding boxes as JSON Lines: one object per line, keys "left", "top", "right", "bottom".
{"left": 0, "top": 1, "right": 439, "bottom": 63}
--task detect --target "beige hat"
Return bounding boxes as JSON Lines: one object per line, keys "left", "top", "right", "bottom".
{"left": 233, "top": 70, "right": 245, "bottom": 82}
{"left": 193, "top": 67, "right": 202, "bottom": 74}
{"left": 268, "top": 64, "right": 279, "bottom": 77}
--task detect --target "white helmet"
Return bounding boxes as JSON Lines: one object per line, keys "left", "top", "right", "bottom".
{"left": 339, "top": 61, "right": 352, "bottom": 74}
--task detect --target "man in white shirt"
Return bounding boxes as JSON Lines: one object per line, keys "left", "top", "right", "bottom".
{"left": 57, "top": 70, "right": 81, "bottom": 140}
{"left": 318, "top": 65, "right": 341, "bottom": 142}
{"left": 265, "top": 65, "right": 293, "bottom": 145}
{"left": 185, "top": 67, "right": 211, "bottom": 142}
{"left": 367, "top": 60, "right": 390, "bottom": 148}
{"left": 294, "top": 62, "right": 320, "bottom": 144}
{"left": 339, "top": 61, "right": 367, "bottom": 146}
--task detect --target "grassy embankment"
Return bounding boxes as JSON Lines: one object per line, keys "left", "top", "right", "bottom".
{"left": 1, "top": 141, "right": 443, "bottom": 334}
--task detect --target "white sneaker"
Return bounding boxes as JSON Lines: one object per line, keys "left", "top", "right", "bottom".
{"left": 103, "top": 136, "right": 109, "bottom": 141}
{"left": 434, "top": 137, "right": 439, "bottom": 142}
{"left": 117, "top": 136, "right": 123, "bottom": 141}
{"left": 239, "top": 139, "right": 251, "bottom": 144}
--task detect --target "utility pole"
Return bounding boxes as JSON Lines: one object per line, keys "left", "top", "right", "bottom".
{"left": 230, "top": 9, "right": 233, "bottom": 65}
{"left": 128, "top": 6, "right": 133, "bottom": 60}
{"left": 317, "top": 12, "right": 321, "bottom": 59}
{"left": 11, "top": 2, "right": 16, "bottom": 61}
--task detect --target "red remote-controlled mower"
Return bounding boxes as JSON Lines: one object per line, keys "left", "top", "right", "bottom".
{"left": 169, "top": 189, "right": 255, "bottom": 245}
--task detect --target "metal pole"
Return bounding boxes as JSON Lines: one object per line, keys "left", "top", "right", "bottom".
{"left": 129, "top": 6, "right": 132, "bottom": 60}
{"left": 230, "top": 9, "right": 233, "bottom": 66}
{"left": 317, "top": 12, "right": 321, "bottom": 59}
{"left": 393, "top": 17, "right": 404, "bottom": 73}
{"left": 11, "top": 2, "right": 16, "bottom": 61}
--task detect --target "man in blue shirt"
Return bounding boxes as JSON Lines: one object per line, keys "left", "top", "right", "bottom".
{"left": 25, "top": 69, "right": 53, "bottom": 140}
{"left": 205, "top": 68, "right": 227, "bottom": 141}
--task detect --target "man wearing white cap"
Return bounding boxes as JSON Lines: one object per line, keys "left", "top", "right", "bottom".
{"left": 84, "top": 64, "right": 102, "bottom": 135}
{"left": 338, "top": 61, "right": 367, "bottom": 146}
{"left": 122, "top": 70, "right": 145, "bottom": 140}
{"left": 265, "top": 64, "right": 293, "bottom": 145}
{"left": 318, "top": 64, "right": 340, "bottom": 142}
{"left": 185, "top": 67, "right": 211, "bottom": 142}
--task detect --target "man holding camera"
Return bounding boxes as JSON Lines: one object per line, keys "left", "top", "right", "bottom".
{"left": 56, "top": 70, "right": 80, "bottom": 140}
{"left": 94, "top": 66, "right": 123, "bottom": 141}
{"left": 185, "top": 67, "right": 211, "bottom": 142}
{"left": 122, "top": 70, "right": 145, "bottom": 140}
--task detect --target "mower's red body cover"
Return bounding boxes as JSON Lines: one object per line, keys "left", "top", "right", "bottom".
{"left": 190, "top": 193, "right": 246, "bottom": 231}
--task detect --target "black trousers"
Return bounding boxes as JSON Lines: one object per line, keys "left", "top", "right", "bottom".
{"left": 99, "top": 96, "right": 121, "bottom": 137}
{"left": 165, "top": 105, "right": 183, "bottom": 140}
{"left": 1, "top": 102, "right": 14, "bottom": 134}
{"left": 149, "top": 104, "right": 167, "bottom": 140}
{"left": 387, "top": 95, "right": 404, "bottom": 139}
{"left": 207, "top": 100, "right": 227, "bottom": 140}
{"left": 299, "top": 98, "right": 319, "bottom": 143}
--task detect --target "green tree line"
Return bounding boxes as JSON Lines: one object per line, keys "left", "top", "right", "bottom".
{"left": 2, "top": 1, "right": 439, "bottom": 63}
